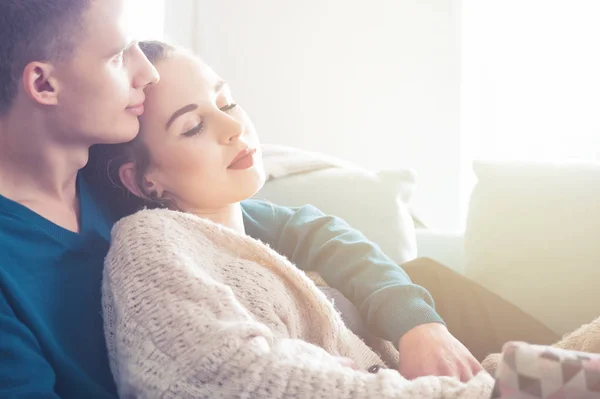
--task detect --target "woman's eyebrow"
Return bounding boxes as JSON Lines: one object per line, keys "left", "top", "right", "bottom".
{"left": 165, "top": 81, "right": 228, "bottom": 129}
{"left": 166, "top": 104, "right": 199, "bottom": 129}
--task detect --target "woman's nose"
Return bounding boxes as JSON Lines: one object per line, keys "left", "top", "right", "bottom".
{"left": 218, "top": 113, "right": 244, "bottom": 143}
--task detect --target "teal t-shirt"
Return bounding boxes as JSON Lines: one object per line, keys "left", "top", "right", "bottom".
{"left": 0, "top": 175, "right": 117, "bottom": 398}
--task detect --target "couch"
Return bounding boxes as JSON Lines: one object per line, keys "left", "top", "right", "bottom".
{"left": 255, "top": 148, "right": 600, "bottom": 337}
{"left": 464, "top": 160, "right": 600, "bottom": 336}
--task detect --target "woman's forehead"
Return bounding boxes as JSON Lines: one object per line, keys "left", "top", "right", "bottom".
{"left": 155, "top": 55, "right": 221, "bottom": 93}
{"left": 141, "top": 55, "right": 222, "bottom": 123}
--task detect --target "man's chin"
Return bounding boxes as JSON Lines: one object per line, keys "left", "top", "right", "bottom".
{"left": 99, "top": 129, "right": 139, "bottom": 145}
{"left": 101, "top": 117, "right": 141, "bottom": 144}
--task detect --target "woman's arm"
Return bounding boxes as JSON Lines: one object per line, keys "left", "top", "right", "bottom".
{"left": 241, "top": 200, "right": 443, "bottom": 344}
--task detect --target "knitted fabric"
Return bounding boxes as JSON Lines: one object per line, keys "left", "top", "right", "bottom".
{"left": 103, "top": 209, "right": 493, "bottom": 398}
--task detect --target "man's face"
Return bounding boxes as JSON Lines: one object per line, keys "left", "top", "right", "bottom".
{"left": 52, "top": 0, "right": 159, "bottom": 145}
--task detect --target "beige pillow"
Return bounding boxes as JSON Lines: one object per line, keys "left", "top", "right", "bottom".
{"left": 255, "top": 167, "right": 418, "bottom": 265}
{"left": 465, "top": 161, "right": 600, "bottom": 335}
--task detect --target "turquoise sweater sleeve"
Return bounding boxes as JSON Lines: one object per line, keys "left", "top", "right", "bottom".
{"left": 0, "top": 292, "right": 60, "bottom": 398}
{"left": 241, "top": 200, "right": 444, "bottom": 344}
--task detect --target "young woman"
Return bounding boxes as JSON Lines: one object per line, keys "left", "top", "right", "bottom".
{"left": 93, "top": 40, "right": 493, "bottom": 398}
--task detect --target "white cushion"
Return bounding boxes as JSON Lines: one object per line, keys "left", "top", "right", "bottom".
{"left": 254, "top": 167, "right": 418, "bottom": 264}
{"left": 465, "top": 160, "right": 600, "bottom": 335}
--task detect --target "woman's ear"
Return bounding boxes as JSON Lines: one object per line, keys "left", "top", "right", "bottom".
{"left": 119, "top": 162, "right": 158, "bottom": 199}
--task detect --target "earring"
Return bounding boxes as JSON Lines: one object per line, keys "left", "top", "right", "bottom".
{"left": 149, "top": 190, "right": 168, "bottom": 208}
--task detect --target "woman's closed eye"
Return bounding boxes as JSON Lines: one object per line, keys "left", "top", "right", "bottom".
{"left": 181, "top": 104, "right": 238, "bottom": 137}
{"left": 182, "top": 121, "right": 204, "bottom": 137}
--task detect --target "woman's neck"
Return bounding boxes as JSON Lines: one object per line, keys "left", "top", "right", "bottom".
{"left": 190, "top": 202, "right": 245, "bottom": 234}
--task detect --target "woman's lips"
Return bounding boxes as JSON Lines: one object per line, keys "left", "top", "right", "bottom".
{"left": 228, "top": 148, "right": 257, "bottom": 170}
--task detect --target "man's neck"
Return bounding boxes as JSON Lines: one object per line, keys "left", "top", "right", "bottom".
{"left": 0, "top": 112, "right": 89, "bottom": 232}
{"left": 190, "top": 203, "right": 246, "bottom": 234}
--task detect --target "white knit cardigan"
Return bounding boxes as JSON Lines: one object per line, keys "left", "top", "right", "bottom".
{"left": 102, "top": 209, "right": 493, "bottom": 398}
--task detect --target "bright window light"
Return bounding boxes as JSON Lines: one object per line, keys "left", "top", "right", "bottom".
{"left": 461, "top": 0, "right": 600, "bottom": 162}
{"left": 123, "top": 0, "right": 165, "bottom": 40}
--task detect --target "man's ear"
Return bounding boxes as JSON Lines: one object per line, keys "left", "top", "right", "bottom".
{"left": 22, "top": 62, "right": 59, "bottom": 106}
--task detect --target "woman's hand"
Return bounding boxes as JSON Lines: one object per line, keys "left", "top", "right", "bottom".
{"left": 398, "top": 323, "right": 483, "bottom": 382}
{"left": 334, "top": 356, "right": 360, "bottom": 370}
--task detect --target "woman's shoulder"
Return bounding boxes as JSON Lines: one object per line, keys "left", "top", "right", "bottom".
{"left": 111, "top": 208, "right": 215, "bottom": 243}
{"left": 105, "top": 209, "right": 225, "bottom": 278}
{"left": 115, "top": 207, "right": 187, "bottom": 227}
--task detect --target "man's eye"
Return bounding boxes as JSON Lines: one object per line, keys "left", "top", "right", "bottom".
{"left": 113, "top": 52, "right": 125, "bottom": 64}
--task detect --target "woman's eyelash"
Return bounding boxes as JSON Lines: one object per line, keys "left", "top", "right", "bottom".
{"left": 220, "top": 103, "right": 237, "bottom": 112}
{"left": 181, "top": 104, "right": 236, "bottom": 137}
{"left": 182, "top": 122, "right": 204, "bottom": 137}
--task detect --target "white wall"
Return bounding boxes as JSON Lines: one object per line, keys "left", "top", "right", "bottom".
{"left": 164, "top": 0, "right": 463, "bottom": 230}
{"left": 125, "top": 0, "right": 164, "bottom": 40}
{"left": 163, "top": 0, "right": 195, "bottom": 49}
{"left": 461, "top": 1, "right": 600, "bottom": 162}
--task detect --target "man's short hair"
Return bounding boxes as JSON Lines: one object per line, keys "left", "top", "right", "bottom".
{"left": 0, "top": 0, "right": 91, "bottom": 115}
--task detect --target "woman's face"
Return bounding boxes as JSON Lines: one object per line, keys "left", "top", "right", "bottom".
{"left": 126, "top": 52, "right": 265, "bottom": 211}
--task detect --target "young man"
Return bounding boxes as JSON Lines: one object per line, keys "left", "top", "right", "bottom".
{"left": 2, "top": 0, "right": 559, "bottom": 397}
{"left": 0, "top": 1, "right": 158, "bottom": 397}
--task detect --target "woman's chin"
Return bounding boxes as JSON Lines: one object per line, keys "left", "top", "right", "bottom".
{"left": 240, "top": 170, "right": 267, "bottom": 202}
{"left": 231, "top": 161, "right": 266, "bottom": 199}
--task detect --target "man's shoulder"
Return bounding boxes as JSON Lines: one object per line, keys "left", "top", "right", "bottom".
{"left": 0, "top": 213, "right": 11, "bottom": 253}
{"left": 0, "top": 212, "right": 28, "bottom": 273}
{"left": 242, "top": 199, "right": 324, "bottom": 217}
{"left": 0, "top": 211, "right": 46, "bottom": 263}
{"left": 241, "top": 199, "right": 334, "bottom": 241}
{"left": 241, "top": 198, "right": 276, "bottom": 211}
{"left": 0, "top": 208, "right": 33, "bottom": 236}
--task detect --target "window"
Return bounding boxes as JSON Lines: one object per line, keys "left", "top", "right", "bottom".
{"left": 461, "top": 0, "right": 600, "bottom": 163}
{"left": 123, "top": 0, "right": 165, "bottom": 40}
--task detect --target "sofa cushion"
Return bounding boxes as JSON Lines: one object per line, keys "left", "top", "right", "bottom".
{"left": 465, "top": 160, "right": 600, "bottom": 335}
{"left": 255, "top": 166, "right": 418, "bottom": 265}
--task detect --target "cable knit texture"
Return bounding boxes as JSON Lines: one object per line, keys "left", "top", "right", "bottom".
{"left": 102, "top": 209, "right": 493, "bottom": 398}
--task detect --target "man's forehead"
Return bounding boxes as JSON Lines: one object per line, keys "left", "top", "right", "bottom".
{"left": 80, "top": 0, "right": 133, "bottom": 51}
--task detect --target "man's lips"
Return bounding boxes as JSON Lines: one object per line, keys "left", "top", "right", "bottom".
{"left": 228, "top": 148, "right": 257, "bottom": 168}
{"left": 126, "top": 103, "right": 145, "bottom": 116}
